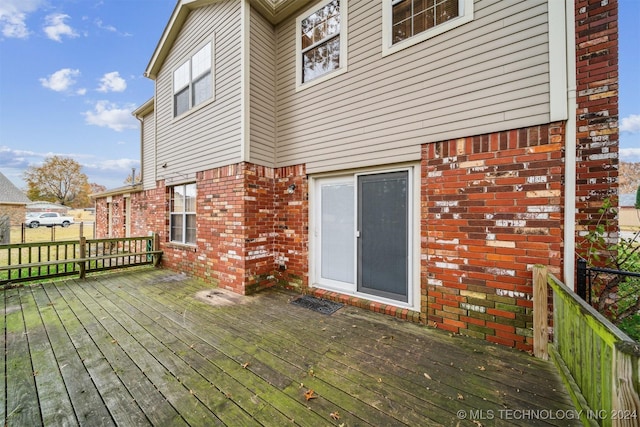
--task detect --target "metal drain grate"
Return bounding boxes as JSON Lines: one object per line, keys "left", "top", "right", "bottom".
{"left": 291, "top": 295, "right": 343, "bottom": 315}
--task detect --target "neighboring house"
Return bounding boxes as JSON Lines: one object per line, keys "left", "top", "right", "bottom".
{"left": 26, "top": 201, "right": 69, "bottom": 214}
{"left": 0, "top": 171, "right": 31, "bottom": 228}
{"left": 94, "top": 0, "right": 618, "bottom": 351}
{"left": 619, "top": 193, "right": 639, "bottom": 230}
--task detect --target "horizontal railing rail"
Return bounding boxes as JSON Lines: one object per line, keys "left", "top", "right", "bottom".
{"left": 0, "top": 234, "right": 161, "bottom": 286}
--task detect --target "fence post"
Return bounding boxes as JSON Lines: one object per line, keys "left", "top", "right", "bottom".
{"left": 21, "top": 223, "right": 25, "bottom": 243}
{"left": 79, "top": 222, "right": 84, "bottom": 239}
{"left": 577, "top": 258, "right": 587, "bottom": 301}
{"left": 78, "top": 236, "right": 86, "bottom": 279}
{"left": 533, "top": 264, "right": 549, "bottom": 360}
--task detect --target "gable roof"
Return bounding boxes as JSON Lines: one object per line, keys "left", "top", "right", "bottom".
{"left": 145, "top": 0, "right": 313, "bottom": 79}
{"left": 0, "top": 172, "right": 30, "bottom": 205}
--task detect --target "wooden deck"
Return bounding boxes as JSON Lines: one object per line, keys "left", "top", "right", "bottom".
{"left": 2, "top": 268, "right": 580, "bottom": 426}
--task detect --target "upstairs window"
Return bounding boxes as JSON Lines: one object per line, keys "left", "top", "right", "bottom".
{"left": 173, "top": 41, "right": 213, "bottom": 117}
{"left": 170, "top": 183, "right": 196, "bottom": 245}
{"left": 383, "top": 0, "right": 473, "bottom": 55}
{"left": 296, "top": 0, "right": 348, "bottom": 89}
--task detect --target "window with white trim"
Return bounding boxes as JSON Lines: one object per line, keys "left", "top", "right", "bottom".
{"left": 383, "top": 0, "right": 473, "bottom": 55}
{"left": 173, "top": 41, "right": 213, "bottom": 117}
{"left": 170, "top": 183, "right": 196, "bottom": 245}
{"left": 296, "top": 0, "right": 347, "bottom": 88}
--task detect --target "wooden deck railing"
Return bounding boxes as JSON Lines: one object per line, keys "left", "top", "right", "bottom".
{"left": 0, "top": 234, "right": 162, "bottom": 286}
{"left": 533, "top": 265, "right": 640, "bottom": 427}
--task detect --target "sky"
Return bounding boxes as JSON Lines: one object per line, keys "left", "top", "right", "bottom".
{"left": 0, "top": 0, "right": 176, "bottom": 190}
{"left": 0, "top": 0, "right": 639, "bottom": 191}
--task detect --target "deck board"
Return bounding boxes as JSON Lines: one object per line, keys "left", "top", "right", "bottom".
{"left": 2, "top": 268, "right": 581, "bottom": 426}
{"left": 5, "top": 288, "right": 42, "bottom": 426}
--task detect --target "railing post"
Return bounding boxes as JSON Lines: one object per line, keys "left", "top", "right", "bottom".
{"left": 533, "top": 264, "right": 549, "bottom": 360}
{"left": 78, "top": 236, "right": 86, "bottom": 279}
{"left": 577, "top": 258, "right": 587, "bottom": 301}
{"left": 152, "top": 232, "right": 161, "bottom": 267}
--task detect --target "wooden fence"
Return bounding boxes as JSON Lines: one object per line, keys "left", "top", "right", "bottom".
{"left": 0, "top": 234, "right": 162, "bottom": 286}
{"left": 533, "top": 265, "right": 640, "bottom": 427}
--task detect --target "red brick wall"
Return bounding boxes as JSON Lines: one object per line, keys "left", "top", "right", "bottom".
{"left": 575, "top": 0, "right": 619, "bottom": 258}
{"left": 1, "top": 205, "right": 26, "bottom": 228}
{"left": 94, "top": 163, "right": 308, "bottom": 295}
{"left": 273, "top": 165, "right": 309, "bottom": 290}
{"left": 423, "top": 124, "right": 565, "bottom": 351}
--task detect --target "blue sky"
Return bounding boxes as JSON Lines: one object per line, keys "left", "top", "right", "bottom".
{"left": 0, "top": 0, "right": 639, "bottom": 191}
{"left": 0, "top": 0, "right": 176, "bottom": 189}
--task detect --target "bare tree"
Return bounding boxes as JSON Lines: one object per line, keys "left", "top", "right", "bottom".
{"left": 24, "top": 156, "right": 91, "bottom": 207}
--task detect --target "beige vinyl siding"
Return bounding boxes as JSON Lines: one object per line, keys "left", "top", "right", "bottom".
{"left": 274, "top": 0, "right": 551, "bottom": 174}
{"left": 141, "top": 109, "right": 156, "bottom": 190}
{"left": 155, "top": 0, "right": 242, "bottom": 184}
{"left": 248, "top": 5, "right": 277, "bottom": 166}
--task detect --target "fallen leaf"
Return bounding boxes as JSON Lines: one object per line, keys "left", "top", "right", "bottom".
{"left": 377, "top": 378, "right": 382, "bottom": 383}
{"left": 423, "top": 373, "right": 432, "bottom": 380}
{"left": 241, "top": 362, "right": 250, "bottom": 369}
{"left": 473, "top": 421, "right": 484, "bottom": 427}
{"left": 304, "top": 389, "right": 317, "bottom": 401}
{"left": 457, "top": 393, "right": 464, "bottom": 400}
{"left": 330, "top": 411, "right": 340, "bottom": 420}
{"left": 478, "top": 366, "right": 486, "bottom": 371}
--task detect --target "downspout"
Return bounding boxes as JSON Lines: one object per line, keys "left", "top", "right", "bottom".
{"left": 563, "top": 0, "right": 577, "bottom": 290}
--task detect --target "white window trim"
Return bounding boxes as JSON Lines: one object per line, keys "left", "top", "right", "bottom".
{"left": 309, "top": 164, "right": 421, "bottom": 312}
{"left": 295, "top": 0, "right": 348, "bottom": 92}
{"left": 382, "top": 0, "right": 474, "bottom": 57}
{"left": 169, "top": 183, "right": 196, "bottom": 246}
{"left": 172, "top": 36, "right": 215, "bottom": 119}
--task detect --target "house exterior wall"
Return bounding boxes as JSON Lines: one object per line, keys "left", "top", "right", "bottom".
{"left": 141, "top": 109, "right": 156, "bottom": 191}
{"left": 92, "top": 0, "right": 619, "bottom": 351}
{"left": 154, "top": 0, "right": 244, "bottom": 186}
{"left": 423, "top": 123, "right": 564, "bottom": 350}
{"left": 1, "top": 204, "right": 26, "bottom": 227}
{"left": 274, "top": 0, "right": 553, "bottom": 174}
{"left": 248, "top": 5, "right": 277, "bottom": 166}
{"left": 574, "top": 0, "right": 619, "bottom": 253}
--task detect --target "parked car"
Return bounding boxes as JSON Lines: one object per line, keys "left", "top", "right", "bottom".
{"left": 24, "top": 212, "right": 74, "bottom": 228}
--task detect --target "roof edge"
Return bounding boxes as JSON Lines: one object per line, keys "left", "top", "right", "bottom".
{"left": 144, "top": 0, "right": 313, "bottom": 79}
{"left": 133, "top": 97, "right": 155, "bottom": 118}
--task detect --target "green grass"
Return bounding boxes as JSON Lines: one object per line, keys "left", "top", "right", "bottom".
{"left": 7, "top": 223, "right": 94, "bottom": 244}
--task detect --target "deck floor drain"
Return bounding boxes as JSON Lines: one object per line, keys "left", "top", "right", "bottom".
{"left": 291, "top": 295, "right": 343, "bottom": 315}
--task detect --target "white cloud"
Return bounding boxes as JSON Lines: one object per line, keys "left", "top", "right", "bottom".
{"left": 43, "top": 13, "right": 78, "bottom": 42}
{"left": 94, "top": 18, "right": 116, "bottom": 33}
{"left": 40, "top": 68, "right": 81, "bottom": 92}
{"left": 621, "top": 114, "right": 640, "bottom": 134}
{"left": 83, "top": 101, "right": 137, "bottom": 132}
{"left": 620, "top": 148, "right": 640, "bottom": 163}
{"left": 97, "top": 71, "right": 126, "bottom": 93}
{"left": 93, "top": 158, "right": 139, "bottom": 170}
{"left": 0, "top": 0, "right": 43, "bottom": 39}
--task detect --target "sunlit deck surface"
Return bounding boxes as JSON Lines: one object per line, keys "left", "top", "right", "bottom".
{"left": 2, "top": 268, "right": 579, "bottom": 426}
